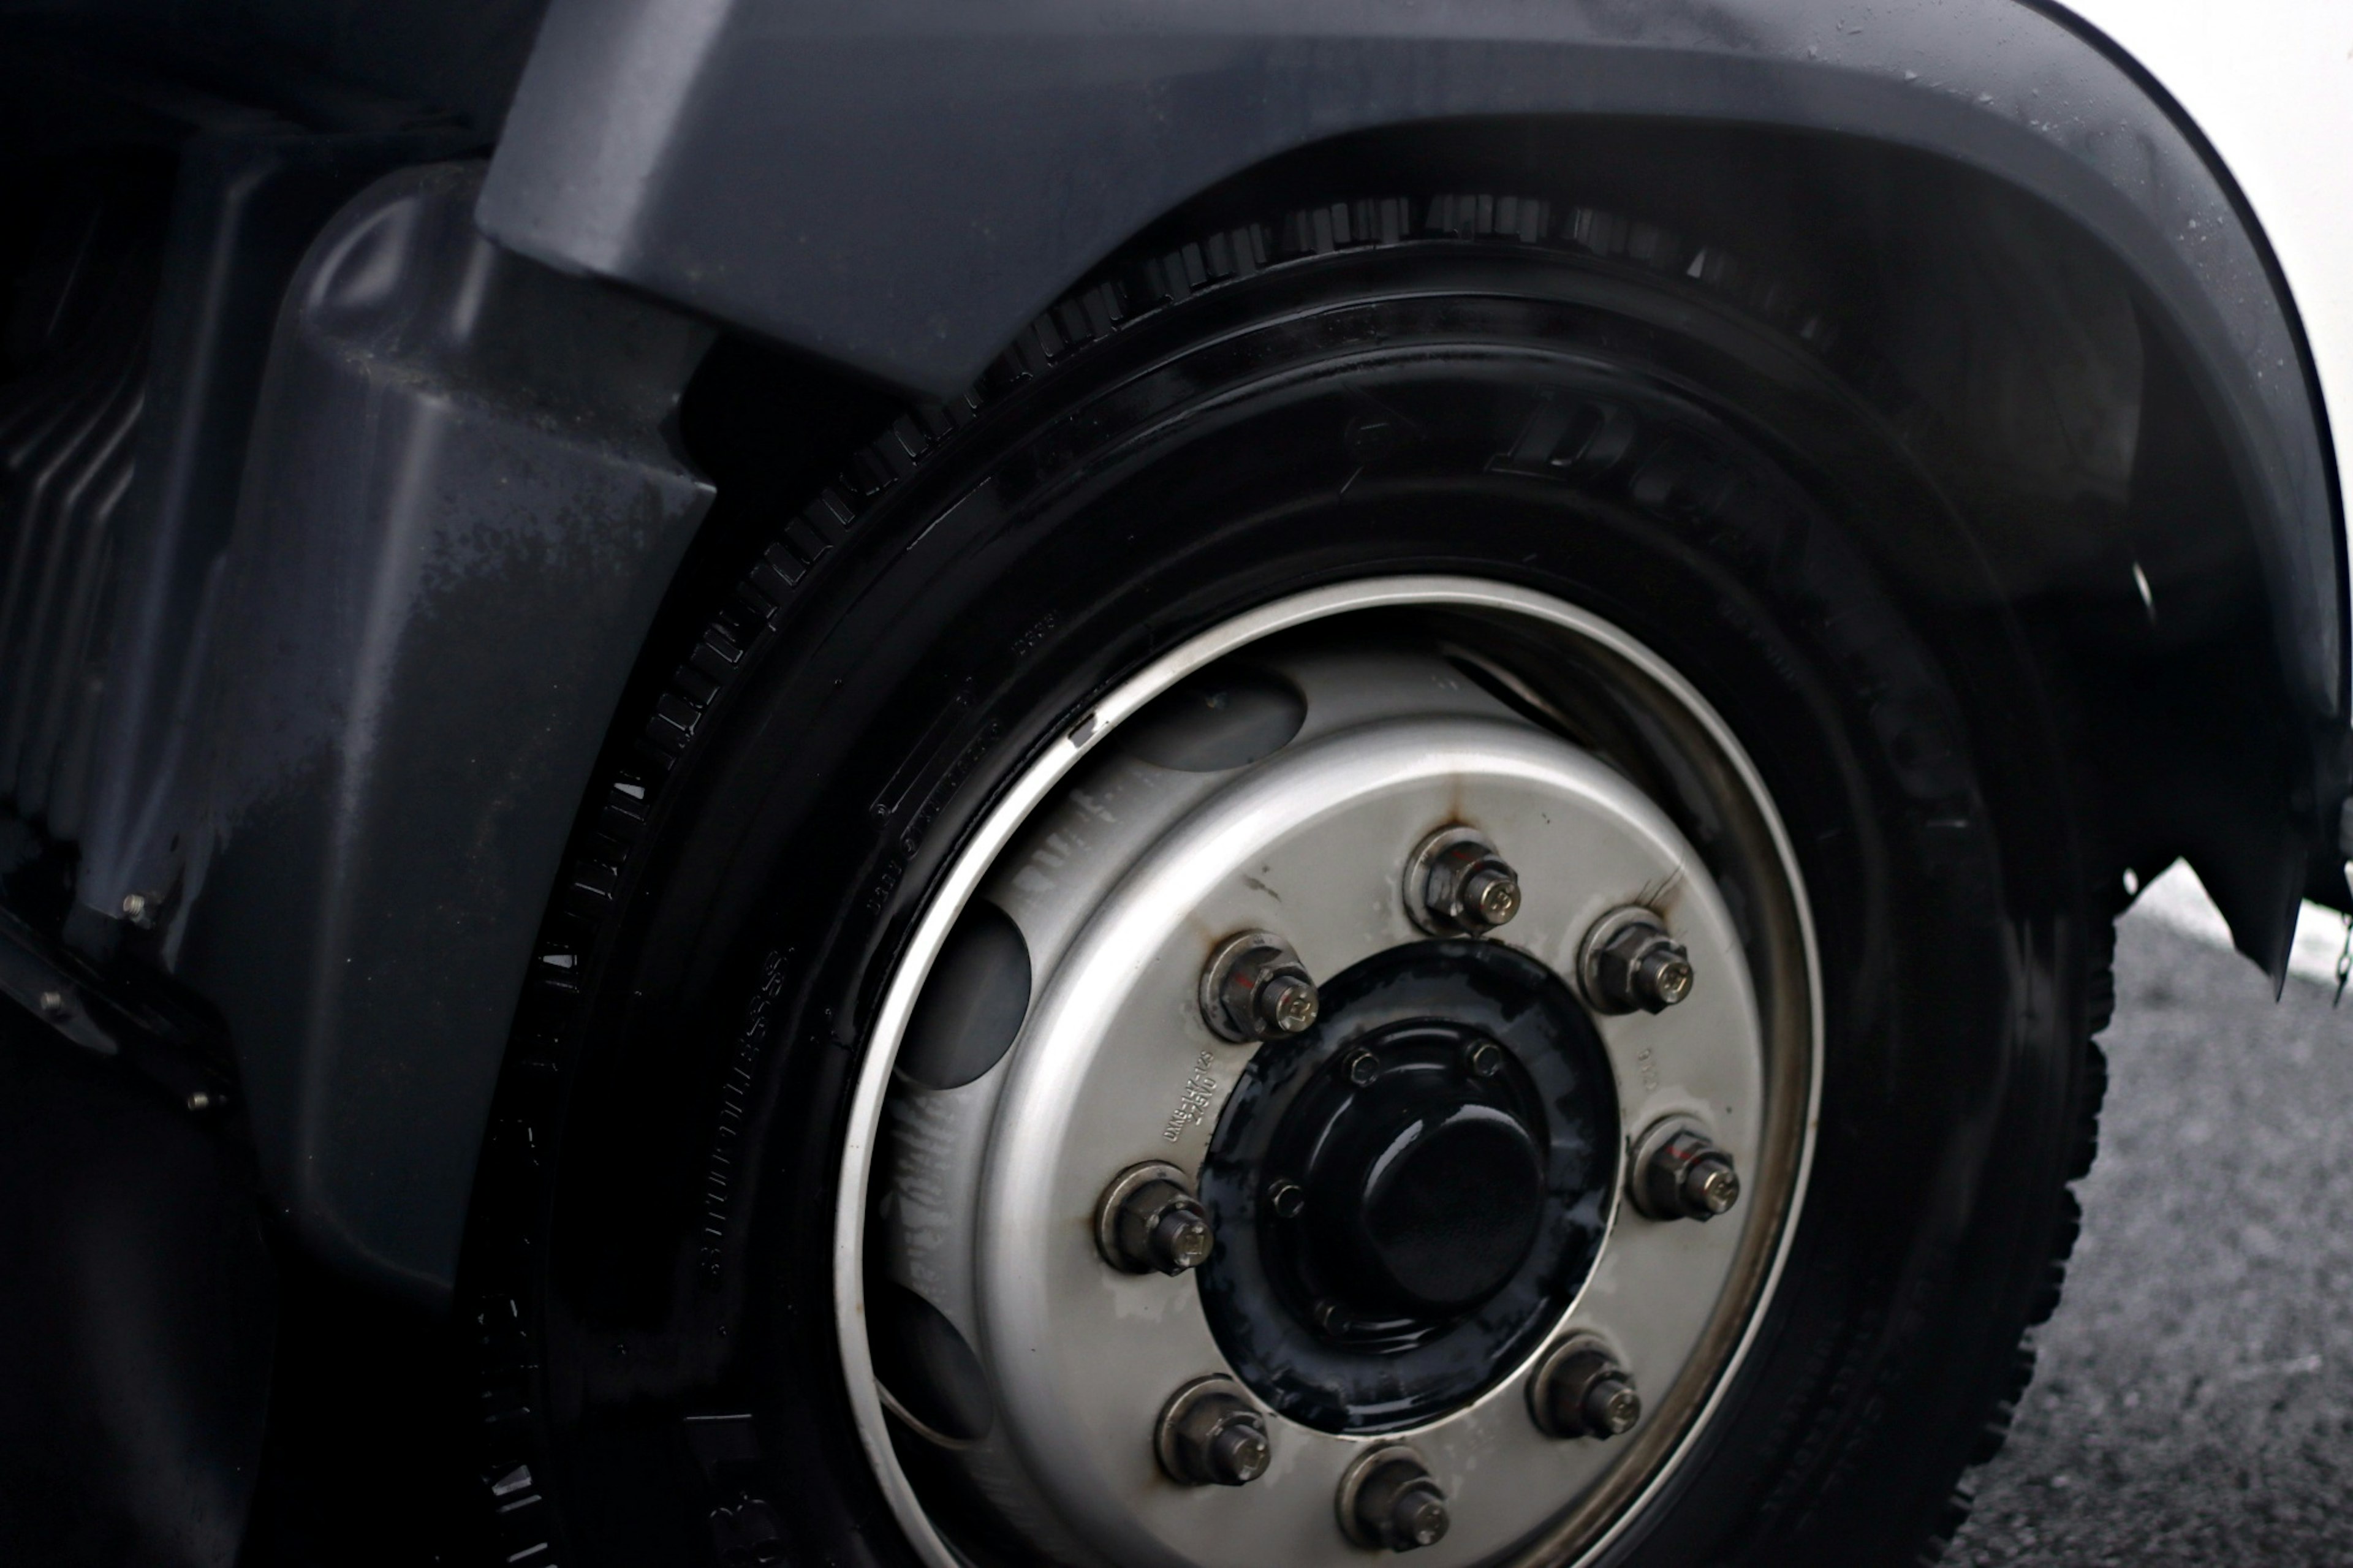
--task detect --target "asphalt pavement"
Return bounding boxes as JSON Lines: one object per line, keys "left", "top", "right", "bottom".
{"left": 1946, "top": 898, "right": 2353, "bottom": 1566}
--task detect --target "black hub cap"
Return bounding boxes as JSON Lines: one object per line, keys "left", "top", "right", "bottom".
{"left": 1283, "top": 1026, "right": 1549, "bottom": 1332}
{"left": 1199, "top": 941, "right": 1620, "bottom": 1432}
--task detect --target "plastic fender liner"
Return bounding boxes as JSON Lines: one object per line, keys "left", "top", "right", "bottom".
{"left": 169, "top": 162, "right": 713, "bottom": 1304}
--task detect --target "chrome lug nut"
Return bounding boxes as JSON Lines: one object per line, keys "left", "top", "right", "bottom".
{"left": 1407, "top": 827, "right": 1522, "bottom": 935}
{"left": 1202, "top": 931, "right": 1320, "bottom": 1042}
{"left": 1339, "top": 1445, "right": 1450, "bottom": 1552}
{"left": 1096, "top": 1163, "right": 1214, "bottom": 1274}
{"left": 1156, "top": 1376, "right": 1271, "bottom": 1487}
{"left": 1529, "top": 1340, "right": 1642, "bottom": 1440}
{"left": 1580, "top": 907, "right": 1695, "bottom": 1014}
{"left": 1632, "top": 1123, "right": 1742, "bottom": 1222}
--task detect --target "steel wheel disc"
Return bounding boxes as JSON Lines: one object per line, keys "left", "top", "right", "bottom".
{"left": 835, "top": 579, "right": 1821, "bottom": 1568}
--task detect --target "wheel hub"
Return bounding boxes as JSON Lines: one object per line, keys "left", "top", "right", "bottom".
{"left": 1201, "top": 943, "right": 1618, "bottom": 1427}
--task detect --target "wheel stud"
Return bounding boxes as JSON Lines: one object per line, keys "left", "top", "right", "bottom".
{"left": 1156, "top": 1377, "right": 1271, "bottom": 1487}
{"left": 1463, "top": 863, "right": 1521, "bottom": 927}
{"left": 1096, "top": 1163, "right": 1214, "bottom": 1274}
{"left": 1339, "top": 1445, "right": 1450, "bottom": 1552}
{"left": 1258, "top": 972, "right": 1320, "bottom": 1035}
{"left": 1408, "top": 828, "right": 1522, "bottom": 935}
{"left": 1202, "top": 931, "right": 1320, "bottom": 1042}
{"left": 1529, "top": 1341, "right": 1642, "bottom": 1440}
{"left": 1580, "top": 909, "right": 1695, "bottom": 1014}
{"left": 1632, "top": 1124, "right": 1741, "bottom": 1222}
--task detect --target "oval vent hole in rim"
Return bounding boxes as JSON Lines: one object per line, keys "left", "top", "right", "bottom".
{"left": 897, "top": 899, "right": 1030, "bottom": 1089}
{"left": 870, "top": 1281, "right": 995, "bottom": 1442}
{"left": 1122, "top": 665, "right": 1305, "bottom": 771}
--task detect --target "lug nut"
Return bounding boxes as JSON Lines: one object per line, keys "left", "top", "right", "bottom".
{"left": 1156, "top": 1377, "right": 1271, "bottom": 1487}
{"left": 1632, "top": 1123, "right": 1741, "bottom": 1222}
{"left": 1580, "top": 908, "right": 1694, "bottom": 1014}
{"left": 1267, "top": 1179, "right": 1306, "bottom": 1219}
{"left": 1529, "top": 1341, "right": 1642, "bottom": 1440}
{"left": 1407, "top": 828, "right": 1522, "bottom": 935}
{"left": 1202, "top": 931, "right": 1321, "bottom": 1042}
{"left": 1339, "top": 1445, "right": 1450, "bottom": 1552}
{"left": 1097, "top": 1163, "right": 1214, "bottom": 1274}
{"left": 1465, "top": 1039, "right": 1507, "bottom": 1078}
{"left": 1344, "top": 1048, "right": 1381, "bottom": 1086}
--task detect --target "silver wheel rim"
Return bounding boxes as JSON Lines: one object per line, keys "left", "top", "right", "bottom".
{"left": 835, "top": 577, "right": 1822, "bottom": 1566}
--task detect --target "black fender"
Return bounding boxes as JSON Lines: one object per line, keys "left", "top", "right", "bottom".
{"left": 481, "top": 0, "right": 2340, "bottom": 722}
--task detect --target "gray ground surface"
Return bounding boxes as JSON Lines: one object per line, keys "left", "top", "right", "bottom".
{"left": 1946, "top": 912, "right": 2353, "bottom": 1566}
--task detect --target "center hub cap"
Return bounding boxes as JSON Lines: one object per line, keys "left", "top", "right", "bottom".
{"left": 1202, "top": 944, "right": 1619, "bottom": 1428}
{"left": 1343, "top": 1088, "right": 1541, "bottom": 1312}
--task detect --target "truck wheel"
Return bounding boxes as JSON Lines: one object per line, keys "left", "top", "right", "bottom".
{"left": 466, "top": 194, "right": 2107, "bottom": 1568}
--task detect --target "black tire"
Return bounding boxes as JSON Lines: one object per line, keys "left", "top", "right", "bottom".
{"left": 464, "top": 194, "right": 2109, "bottom": 1568}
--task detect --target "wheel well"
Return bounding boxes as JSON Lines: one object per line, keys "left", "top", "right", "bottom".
{"left": 681, "top": 116, "right": 2339, "bottom": 970}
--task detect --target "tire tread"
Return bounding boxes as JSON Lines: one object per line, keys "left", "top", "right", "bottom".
{"left": 1914, "top": 909, "right": 2117, "bottom": 1565}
